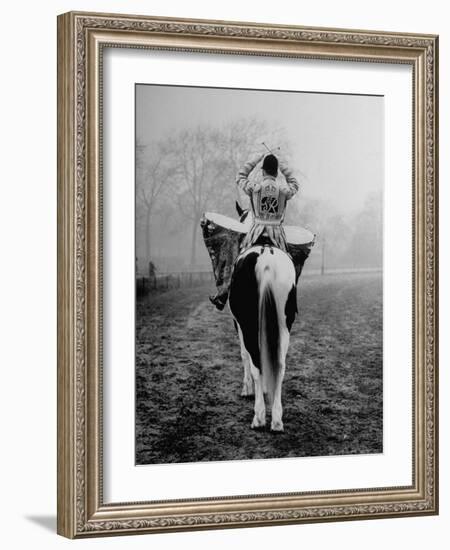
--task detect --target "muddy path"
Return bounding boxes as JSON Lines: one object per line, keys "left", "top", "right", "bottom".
{"left": 136, "top": 272, "right": 383, "bottom": 464}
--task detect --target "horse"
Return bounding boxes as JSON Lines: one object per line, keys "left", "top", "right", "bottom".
{"left": 229, "top": 203, "right": 298, "bottom": 432}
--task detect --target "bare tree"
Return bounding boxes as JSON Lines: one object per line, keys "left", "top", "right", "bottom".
{"left": 345, "top": 191, "right": 383, "bottom": 268}
{"left": 137, "top": 118, "right": 293, "bottom": 267}
{"left": 288, "top": 191, "right": 382, "bottom": 271}
{"left": 163, "top": 119, "right": 293, "bottom": 264}
{"left": 161, "top": 126, "right": 235, "bottom": 265}
{"left": 136, "top": 142, "right": 177, "bottom": 265}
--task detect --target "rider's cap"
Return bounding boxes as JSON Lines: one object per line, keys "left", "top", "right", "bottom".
{"left": 262, "top": 154, "right": 278, "bottom": 176}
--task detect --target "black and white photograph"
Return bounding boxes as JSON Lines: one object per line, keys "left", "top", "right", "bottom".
{"left": 1, "top": 0, "right": 442, "bottom": 544}
{"left": 135, "top": 83, "right": 384, "bottom": 465}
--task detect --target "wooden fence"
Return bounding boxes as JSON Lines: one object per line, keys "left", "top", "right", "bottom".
{"left": 136, "top": 271, "right": 215, "bottom": 296}
{"left": 136, "top": 267, "right": 381, "bottom": 297}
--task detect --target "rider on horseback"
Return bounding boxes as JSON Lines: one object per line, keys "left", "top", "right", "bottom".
{"left": 209, "top": 150, "right": 299, "bottom": 310}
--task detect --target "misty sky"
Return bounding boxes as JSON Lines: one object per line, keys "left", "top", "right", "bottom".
{"left": 136, "top": 84, "right": 383, "bottom": 214}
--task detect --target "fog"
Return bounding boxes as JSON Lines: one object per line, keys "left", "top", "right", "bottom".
{"left": 136, "top": 84, "right": 383, "bottom": 274}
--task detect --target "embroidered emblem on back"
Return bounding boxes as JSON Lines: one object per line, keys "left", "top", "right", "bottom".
{"left": 261, "top": 196, "right": 279, "bottom": 214}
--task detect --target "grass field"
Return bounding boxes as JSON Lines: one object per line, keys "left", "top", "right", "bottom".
{"left": 135, "top": 272, "right": 383, "bottom": 465}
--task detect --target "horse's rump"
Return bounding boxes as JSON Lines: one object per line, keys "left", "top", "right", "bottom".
{"left": 230, "top": 246, "right": 296, "bottom": 409}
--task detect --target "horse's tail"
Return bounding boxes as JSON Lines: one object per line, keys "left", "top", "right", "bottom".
{"left": 259, "top": 267, "right": 281, "bottom": 407}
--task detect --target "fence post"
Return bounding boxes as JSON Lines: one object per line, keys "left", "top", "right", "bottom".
{"left": 321, "top": 238, "right": 326, "bottom": 276}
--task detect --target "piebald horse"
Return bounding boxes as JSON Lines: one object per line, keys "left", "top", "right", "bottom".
{"left": 229, "top": 204, "right": 297, "bottom": 432}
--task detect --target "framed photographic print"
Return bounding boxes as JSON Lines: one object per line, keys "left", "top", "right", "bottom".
{"left": 57, "top": 11, "right": 439, "bottom": 538}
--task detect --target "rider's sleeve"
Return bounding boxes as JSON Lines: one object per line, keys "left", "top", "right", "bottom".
{"left": 236, "top": 152, "right": 265, "bottom": 195}
{"left": 279, "top": 160, "right": 299, "bottom": 199}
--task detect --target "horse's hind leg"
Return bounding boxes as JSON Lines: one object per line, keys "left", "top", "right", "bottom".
{"left": 251, "top": 364, "right": 266, "bottom": 429}
{"left": 271, "top": 330, "right": 289, "bottom": 432}
{"left": 238, "top": 326, "right": 254, "bottom": 397}
{"left": 270, "top": 368, "right": 285, "bottom": 432}
{"left": 236, "top": 324, "right": 263, "bottom": 426}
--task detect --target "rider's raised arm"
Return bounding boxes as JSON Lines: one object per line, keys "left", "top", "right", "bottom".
{"left": 279, "top": 159, "right": 299, "bottom": 199}
{"left": 236, "top": 152, "right": 265, "bottom": 195}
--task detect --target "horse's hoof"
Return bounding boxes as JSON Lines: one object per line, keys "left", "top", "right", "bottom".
{"left": 251, "top": 424, "right": 266, "bottom": 431}
{"left": 251, "top": 416, "right": 266, "bottom": 430}
{"left": 241, "top": 390, "right": 255, "bottom": 399}
{"left": 270, "top": 420, "right": 284, "bottom": 432}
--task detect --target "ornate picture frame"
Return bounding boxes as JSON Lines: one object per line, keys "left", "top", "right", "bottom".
{"left": 57, "top": 11, "right": 438, "bottom": 538}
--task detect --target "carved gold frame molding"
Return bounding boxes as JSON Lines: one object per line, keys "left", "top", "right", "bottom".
{"left": 57, "top": 11, "right": 438, "bottom": 539}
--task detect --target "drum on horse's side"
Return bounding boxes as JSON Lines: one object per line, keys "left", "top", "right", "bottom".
{"left": 201, "top": 213, "right": 245, "bottom": 291}
{"left": 284, "top": 225, "right": 316, "bottom": 281}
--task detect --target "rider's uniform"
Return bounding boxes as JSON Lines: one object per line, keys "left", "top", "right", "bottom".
{"left": 207, "top": 152, "right": 299, "bottom": 310}
{"left": 236, "top": 152, "right": 299, "bottom": 252}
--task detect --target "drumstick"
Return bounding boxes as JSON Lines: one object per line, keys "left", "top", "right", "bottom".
{"left": 261, "top": 142, "right": 281, "bottom": 155}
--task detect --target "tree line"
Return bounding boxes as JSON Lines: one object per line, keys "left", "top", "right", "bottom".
{"left": 136, "top": 118, "right": 382, "bottom": 274}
